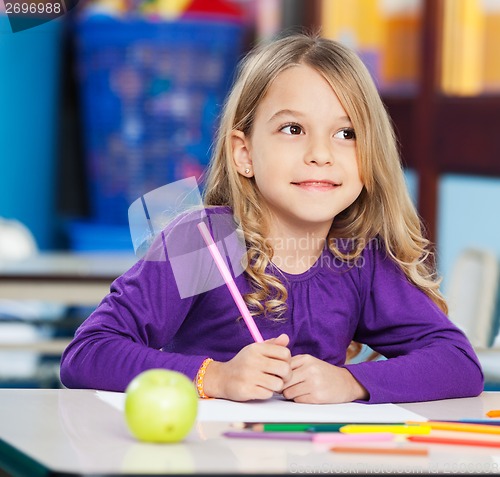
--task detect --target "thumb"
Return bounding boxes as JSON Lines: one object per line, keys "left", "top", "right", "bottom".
{"left": 267, "top": 333, "right": 289, "bottom": 347}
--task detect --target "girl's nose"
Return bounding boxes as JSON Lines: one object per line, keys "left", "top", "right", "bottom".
{"left": 304, "top": 138, "right": 333, "bottom": 166}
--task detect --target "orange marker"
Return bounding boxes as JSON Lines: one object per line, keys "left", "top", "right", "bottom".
{"left": 409, "top": 435, "right": 500, "bottom": 449}
{"left": 486, "top": 410, "right": 500, "bottom": 418}
{"left": 331, "top": 446, "right": 429, "bottom": 456}
{"left": 407, "top": 420, "right": 500, "bottom": 435}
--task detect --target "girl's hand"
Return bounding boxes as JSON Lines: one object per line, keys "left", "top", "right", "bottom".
{"left": 282, "top": 354, "right": 369, "bottom": 404}
{"left": 203, "top": 334, "right": 292, "bottom": 401}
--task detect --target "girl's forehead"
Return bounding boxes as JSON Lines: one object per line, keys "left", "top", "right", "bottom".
{"left": 255, "top": 64, "right": 347, "bottom": 119}
{"left": 271, "top": 63, "right": 324, "bottom": 86}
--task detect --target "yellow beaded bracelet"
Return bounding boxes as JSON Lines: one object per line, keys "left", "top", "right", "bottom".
{"left": 195, "top": 358, "right": 214, "bottom": 399}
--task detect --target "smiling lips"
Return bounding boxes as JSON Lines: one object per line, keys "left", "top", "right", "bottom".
{"left": 291, "top": 180, "right": 340, "bottom": 191}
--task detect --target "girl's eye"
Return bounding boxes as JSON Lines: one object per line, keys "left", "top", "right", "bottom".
{"left": 281, "top": 124, "right": 303, "bottom": 135}
{"left": 334, "top": 128, "right": 356, "bottom": 140}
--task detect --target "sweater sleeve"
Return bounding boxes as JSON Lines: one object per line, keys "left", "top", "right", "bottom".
{"left": 59, "top": 236, "right": 209, "bottom": 392}
{"left": 344, "top": 243, "right": 484, "bottom": 403}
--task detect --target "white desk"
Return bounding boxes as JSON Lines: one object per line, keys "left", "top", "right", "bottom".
{"left": 0, "top": 389, "right": 499, "bottom": 476}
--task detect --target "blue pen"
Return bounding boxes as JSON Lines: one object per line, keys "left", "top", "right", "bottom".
{"left": 457, "top": 419, "right": 500, "bottom": 426}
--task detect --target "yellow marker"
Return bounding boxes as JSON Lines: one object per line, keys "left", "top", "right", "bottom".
{"left": 339, "top": 425, "right": 431, "bottom": 435}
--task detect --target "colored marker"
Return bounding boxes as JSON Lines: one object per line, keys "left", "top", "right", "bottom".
{"left": 235, "top": 422, "right": 407, "bottom": 432}
{"left": 456, "top": 419, "right": 500, "bottom": 426}
{"left": 331, "top": 446, "right": 429, "bottom": 456}
{"left": 248, "top": 423, "right": 345, "bottom": 432}
{"left": 407, "top": 420, "right": 500, "bottom": 435}
{"left": 313, "top": 432, "right": 394, "bottom": 444}
{"left": 408, "top": 435, "right": 500, "bottom": 448}
{"left": 198, "top": 222, "right": 263, "bottom": 342}
{"left": 340, "top": 425, "right": 431, "bottom": 435}
{"left": 224, "top": 431, "right": 312, "bottom": 441}
{"left": 223, "top": 431, "right": 395, "bottom": 444}
{"left": 486, "top": 409, "right": 500, "bottom": 418}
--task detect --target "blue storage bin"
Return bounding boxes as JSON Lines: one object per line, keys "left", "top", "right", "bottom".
{"left": 67, "top": 220, "right": 133, "bottom": 252}
{"left": 76, "top": 16, "right": 244, "bottom": 225}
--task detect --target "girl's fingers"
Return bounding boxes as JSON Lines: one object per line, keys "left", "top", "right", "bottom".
{"left": 283, "top": 365, "right": 305, "bottom": 389}
{"left": 258, "top": 342, "right": 291, "bottom": 362}
{"left": 264, "top": 357, "right": 292, "bottom": 379}
{"left": 290, "top": 354, "right": 306, "bottom": 367}
{"left": 270, "top": 333, "right": 290, "bottom": 347}
{"left": 252, "top": 387, "right": 275, "bottom": 400}
{"left": 282, "top": 380, "right": 309, "bottom": 401}
{"left": 258, "top": 373, "right": 286, "bottom": 393}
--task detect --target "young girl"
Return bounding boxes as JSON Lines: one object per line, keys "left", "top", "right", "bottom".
{"left": 60, "top": 34, "right": 483, "bottom": 404}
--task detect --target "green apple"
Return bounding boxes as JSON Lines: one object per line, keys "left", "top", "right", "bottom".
{"left": 124, "top": 369, "right": 198, "bottom": 443}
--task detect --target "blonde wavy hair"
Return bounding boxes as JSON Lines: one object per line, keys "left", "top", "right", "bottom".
{"left": 203, "top": 33, "right": 447, "bottom": 340}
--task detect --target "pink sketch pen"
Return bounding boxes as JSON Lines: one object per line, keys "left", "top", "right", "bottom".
{"left": 197, "top": 221, "right": 264, "bottom": 342}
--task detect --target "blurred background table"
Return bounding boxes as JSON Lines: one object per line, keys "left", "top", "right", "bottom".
{"left": 0, "top": 252, "right": 136, "bottom": 305}
{"left": 0, "top": 253, "right": 136, "bottom": 387}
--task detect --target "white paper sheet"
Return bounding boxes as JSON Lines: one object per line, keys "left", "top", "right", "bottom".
{"left": 96, "top": 391, "right": 427, "bottom": 423}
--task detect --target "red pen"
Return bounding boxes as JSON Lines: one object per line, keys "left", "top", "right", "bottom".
{"left": 408, "top": 435, "right": 500, "bottom": 448}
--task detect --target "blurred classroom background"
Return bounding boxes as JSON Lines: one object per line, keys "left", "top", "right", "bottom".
{"left": 0, "top": 0, "right": 500, "bottom": 389}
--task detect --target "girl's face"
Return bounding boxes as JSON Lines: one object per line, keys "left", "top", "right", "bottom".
{"left": 231, "top": 64, "right": 363, "bottom": 237}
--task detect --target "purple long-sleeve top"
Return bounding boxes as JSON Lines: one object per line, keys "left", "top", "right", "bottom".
{"left": 60, "top": 208, "right": 484, "bottom": 403}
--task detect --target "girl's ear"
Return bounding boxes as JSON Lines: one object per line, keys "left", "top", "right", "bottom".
{"left": 230, "top": 130, "right": 253, "bottom": 178}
